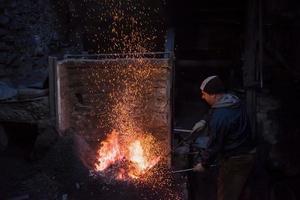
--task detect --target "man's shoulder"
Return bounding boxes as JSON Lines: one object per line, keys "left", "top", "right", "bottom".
{"left": 211, "top": 106, "right": 240, "bottom": 122}
{"left": 210, "top": 108, "right": 231, "bottom": 123}
{"left": 212, "top": 106, "right": 237, "bottom": 114}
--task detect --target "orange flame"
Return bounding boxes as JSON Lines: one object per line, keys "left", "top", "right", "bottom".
{"left": 95, "top": 130, "right": 123, "bottom": 171}
{"left": 94, "top": 130, "right": 161, "bottom": 180}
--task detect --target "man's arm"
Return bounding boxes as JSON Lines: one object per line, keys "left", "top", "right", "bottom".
{"left": 198, "top": 116, "right": 228, "bottom": 168}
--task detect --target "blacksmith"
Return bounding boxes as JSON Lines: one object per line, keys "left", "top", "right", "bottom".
{"left": 192, "top": 75, "right": 256, "bottom": 200}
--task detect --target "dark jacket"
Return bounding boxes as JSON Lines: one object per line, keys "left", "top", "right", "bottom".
{"left": 200, "top": 94, "right": 255, "bottom": 168}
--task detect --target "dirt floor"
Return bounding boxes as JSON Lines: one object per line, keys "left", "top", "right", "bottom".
{"left": 0, "top": 134, "right": 185, "bottom": 200}
{"left": 1, "top": 128, "right": 300, "bottom": 200}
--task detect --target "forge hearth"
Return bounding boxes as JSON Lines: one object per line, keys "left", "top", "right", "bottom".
{"left": 49, "top": 53, "right": 173, "bottom": 167}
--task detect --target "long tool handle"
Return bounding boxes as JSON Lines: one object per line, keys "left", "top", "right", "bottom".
{"left": 173, "top": 128, "right": 192, "bottom": 133}
{"left": 171, "top": 168, "right": 194, "bottom": 173}
{"left": 171, "top": 164, "right": 217, "bottom": 173}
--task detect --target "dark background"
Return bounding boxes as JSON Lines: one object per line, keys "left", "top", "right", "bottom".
{"left": 1, "top": 0, "right": 300, "bottom": 199}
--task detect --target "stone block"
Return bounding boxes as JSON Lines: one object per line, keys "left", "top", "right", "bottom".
{"left": 0, "top": 124, "right": 8, "bottom": 151}
{"left": 0, "top": 42, "right": 11, "bottom": 51}
{"left": 0, "top": 28, "right": 8, "bottom": 37}
{"left": 0, "top": 15, "right": 10, "bottom": 26}
{"left": 0, "top": 53, "right": 8, "bottom": 64}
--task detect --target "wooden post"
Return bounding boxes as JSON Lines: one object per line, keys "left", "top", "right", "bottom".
{"left": 243, "top": 0, "right": 259, "bottom": 138}
{"left": 165, "top": 28, "right": 175, "bottom": 167}
{"left": 168, "top": 52, "right": 175, "bottom": 167}
{"left": 258, "top": 0, "right": 264, "bottom": 89}
{"left": 48, "top": 57, "right": 58, "bottom": 131}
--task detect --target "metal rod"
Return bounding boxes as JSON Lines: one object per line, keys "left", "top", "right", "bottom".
{"left": 172, "top": 164, "right": 218, "bottom": 173}
{"left": 64, "top": 52, "right": 173, "bottom": 59}
{"left": 173, "top": 128, "right": 192, "bottom": 133}
{"left": 171, "top": 168, "right": 194, "bottom": 173}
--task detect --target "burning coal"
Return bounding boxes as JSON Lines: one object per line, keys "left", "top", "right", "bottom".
{"left": 94, "top": 129, "right": 161, "bottom": 181}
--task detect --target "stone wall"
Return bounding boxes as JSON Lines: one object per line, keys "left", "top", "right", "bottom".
{"left": 0, "top": 0, "right": 83, "bottom": 82}
{"left": 0, "top": 0, "right": 165, "bottom": 82}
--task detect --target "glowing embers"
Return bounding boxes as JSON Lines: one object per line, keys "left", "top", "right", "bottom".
{"left": 94, "top": 130, "right": 161, "bottom": 181}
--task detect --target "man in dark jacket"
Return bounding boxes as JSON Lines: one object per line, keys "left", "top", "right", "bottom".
{"left": 192, "top": 75, "right": 256, "bottom": 200}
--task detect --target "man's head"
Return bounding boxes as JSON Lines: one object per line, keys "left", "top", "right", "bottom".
{"left": 200, "top": 75, "right": 225, "bottom": 106}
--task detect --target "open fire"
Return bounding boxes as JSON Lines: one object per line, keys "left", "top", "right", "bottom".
{"left": 94, "top": 129, "right": 162, "bottom": 181}
{"left": 55, "top": 56, "right": 183, "bottom": 199}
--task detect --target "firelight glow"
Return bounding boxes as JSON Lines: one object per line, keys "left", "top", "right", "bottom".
{"left": 94, "top": 129, "right": 161, "bottom": 180}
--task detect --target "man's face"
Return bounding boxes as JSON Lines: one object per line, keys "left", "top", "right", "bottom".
{"left": 201, "top": 90, "right": 216, "bottom": 106}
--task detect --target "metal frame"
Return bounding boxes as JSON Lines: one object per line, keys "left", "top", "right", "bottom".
{"left": 64, "top": 52, "right": 173, "bottom": 60}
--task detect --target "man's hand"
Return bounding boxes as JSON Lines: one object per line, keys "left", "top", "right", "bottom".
{"left": 192, "top": 120, "right": 207, "bottom": 133}
{"left": 193, "top": 163, "right": 205, "bottom": 172}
